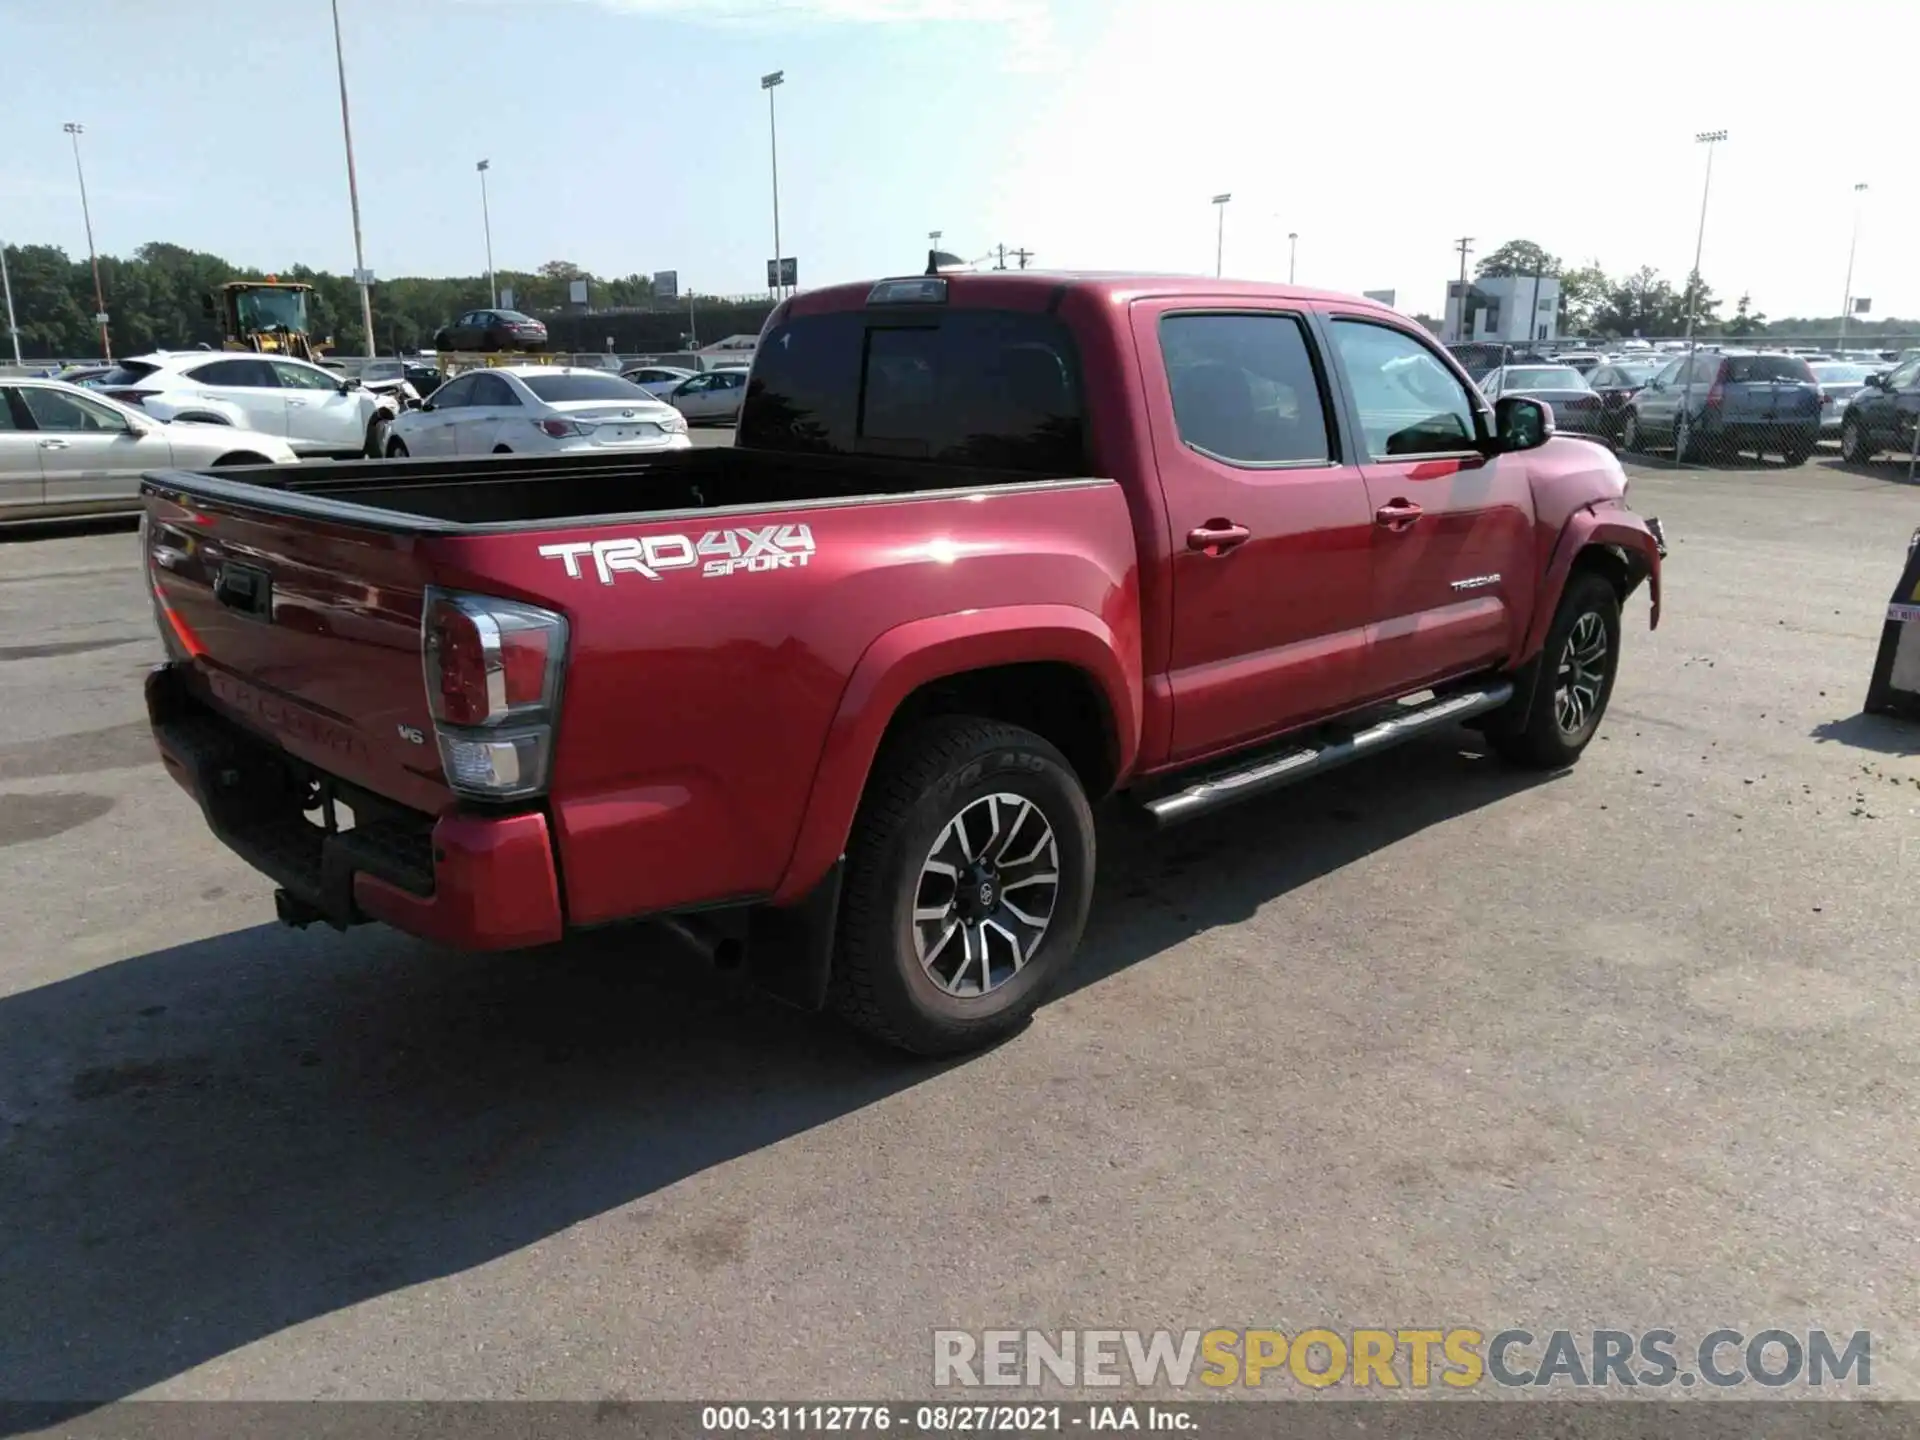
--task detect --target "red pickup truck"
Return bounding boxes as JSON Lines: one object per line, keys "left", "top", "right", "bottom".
{"left": 142, "top": 271, "right": 1663, "bottom": 1055}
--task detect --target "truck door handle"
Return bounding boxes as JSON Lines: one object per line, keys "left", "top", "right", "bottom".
{"left": 1187, "top": 521, "right": 1251, "bottom": 555}
{"left": 39, "top": 438, "right": 70, "bottom": 450}
{"left": 1375, "top": 500, "right": 1423, "bottom": 530}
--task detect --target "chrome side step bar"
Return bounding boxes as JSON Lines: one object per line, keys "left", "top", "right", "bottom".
{"left": 1141, "top": 681, "right": 1514, "bottom": 827}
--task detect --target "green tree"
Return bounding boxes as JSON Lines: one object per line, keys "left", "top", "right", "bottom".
{"left": 1476, "top": 239, "right": 1561, "bottom": 280}
{"left": 1723, "top": 293, "right": 1768, "bottom": 339}
{"left": 1556, "top": 263, "right": 1610, "bottom": 335}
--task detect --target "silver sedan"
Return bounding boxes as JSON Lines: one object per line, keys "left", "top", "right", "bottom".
{"left": 665, "top": 368, "right": 748, "bottom": 424}
{"left": 1, "top": 378, "right": 298, "bottom": 522}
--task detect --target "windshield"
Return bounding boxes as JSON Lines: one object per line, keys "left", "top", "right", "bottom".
{"left": 520, "top": 373, "right": 659, "bottom": 403}
{"left": 1502, "top": 366, "right": 1589, "bottom": 390}
{"left": 233, "top": 287, "right": 309, "bottom": 333}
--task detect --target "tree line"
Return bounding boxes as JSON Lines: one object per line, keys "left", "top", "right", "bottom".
{"left": 1456, "top": 239, "right": 1913, "bottom": 341}
{"left": 0, "top": 242, "right": 749, "bottom": 360}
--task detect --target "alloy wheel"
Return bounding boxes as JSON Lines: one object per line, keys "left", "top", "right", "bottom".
{"left": 912, "top": 793, "right": 1060, "bottom": 998}
{"left": 1554, "top": 611, "right": 1609, "bottom": 736}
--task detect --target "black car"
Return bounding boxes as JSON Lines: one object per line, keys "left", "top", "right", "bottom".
{"left": 1839, "top": 354, "right": 1920, "bottom": 463}
{"left": 1621, "top": 350, "right": 1821, "bottom": 464}
{"left": 432, "top": 308, "right": 549, "bottom": 353}
{"left": 1585, "top": 359, "right": 1667, "bottom": 440}
{"left": 1477, "top": 364, "right": 1607, "bottom": 435}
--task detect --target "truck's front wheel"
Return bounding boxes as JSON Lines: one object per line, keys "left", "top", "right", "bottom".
{"left": 1489, "top": 571, "right": 1622, "bottom": 770}
{"left": 831, "top": 717, "right": 1094, "bottom": 1057}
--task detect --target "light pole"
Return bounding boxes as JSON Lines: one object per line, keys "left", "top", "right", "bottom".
{"left": 62, "top": 123, "right": 110, "bottom": 362}
{"left": 1287, "top": 231, "right": 1298, "bottom": 284}
{"left": 1212, "top": 193, "right": 1231, "bottom": 278}
{"left": 1838, "top": 181, "right": 1868, "bottom": 353}
{"left": 1678, "top": 129, "right": 1727, "bottom": 438}
{"left": 329, "top": 0, "right": 377, "bottom": 357}
{"left": 929, "top": 229, "right": 942, "bottom": 262}
{"left": 477, "top": 160, "right": 497, "bottom": 307}
{"left": 762, "top": 71, "right": 785, "bottom": 298}
{"left": 0, "top": 242, "right": 21, "bottom": 366}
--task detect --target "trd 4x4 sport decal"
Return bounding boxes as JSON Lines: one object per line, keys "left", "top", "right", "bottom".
{"left": 538, "top": 524, "right": 816, "bottom": 583}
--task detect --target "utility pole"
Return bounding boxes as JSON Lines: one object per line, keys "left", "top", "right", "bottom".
{"left": 995, "top": 244, "right": 1008, "bottom": 271}
{"left": 1452, "top": 236, "right": 1474, "bottom": 342}
{"left": 1839, "top": 181, "right": 1868, "bottom": 353}
{"left": 62, "top": 123, "right": 110, "bottom": 362}
{"left": 1012, "top": 248, "right": 1034, "bottom": 270}
{"left": 762, "top": 71, "right": 785, "bottom": 299}
{"left": 0, "top": 242, "right": 21, "bottom": 366}
{"left": 1212, "top": 193, "right": 1232, "bottom": 278}
{"left": 329, "top": 0, "right": 378, "bottom": 357}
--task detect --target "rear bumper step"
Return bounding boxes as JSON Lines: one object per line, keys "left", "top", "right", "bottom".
{"left": 1140, "top": 681, "right": 1514, "bottom": 827}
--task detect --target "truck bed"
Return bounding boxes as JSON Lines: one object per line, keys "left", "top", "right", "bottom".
{"left": 144, "top": 446, "right": 1081, "bottom": 533}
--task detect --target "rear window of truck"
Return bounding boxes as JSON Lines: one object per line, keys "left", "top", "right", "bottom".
{"left": 740, "top": 308, "right": 1086, "bottom": 474}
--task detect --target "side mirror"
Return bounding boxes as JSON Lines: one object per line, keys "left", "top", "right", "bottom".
{"left": 339, "top": 377, "right": 362, "bottom": 393}
{"left": 418, "top": 401, "right": 435, "bottom": 413}
{"left": 1863, "top": 373, "right": 1884, "bottom": 390}
{"left": 1494, "top": 396, "right": 1553, "bottom": 453}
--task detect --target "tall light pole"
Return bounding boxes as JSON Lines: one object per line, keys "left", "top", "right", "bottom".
{"left": 1287, "top": 231, "right": 1298, "bottom": 284}
{"left": 1212, "top": 193, "right": 1231, "bottom": 278}
{"left": 477, "top": 160, "right": 497, "bottom": 307}
{"left": 329, "top": 0, "right": 377, "bottom": 357}
{"left": 1678, "top": 129, "right": 1727, "bottom": 434}
{"left": 929, "top": 228, "right": 942, "bottom": 259}
{"left": 762, "top": 71, "right": 785, "bottom": 299}
{"left": 1453, "top": 236, "right": 1474, "bottom": 342}
{"left": 62, "top": 123, "right": 110, "bottom": 362}
{"left": 1838, "top": 181, "right": 1868, "bottom": 353}
{"left": 0, "top": 242, "right": 21, "bottom": 366}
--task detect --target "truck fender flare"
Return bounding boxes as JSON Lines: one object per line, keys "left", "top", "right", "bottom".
{"left": 770, "top": 604, "right": 1142, "bottom": 905}
{"left": 1522, "top": 508, "right": 1663, "bottom": 663}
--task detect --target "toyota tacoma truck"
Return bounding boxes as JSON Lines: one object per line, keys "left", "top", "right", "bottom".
{"left": 141, "top": 270, "right": 1664, "bottom": 1056}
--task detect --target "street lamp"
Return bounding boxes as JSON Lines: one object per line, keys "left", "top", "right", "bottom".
{"left": 1212, "top": 193, "right": 1231, "bottom": 278}
{"left": 477, "top": 160, "right": 497, "bottom": 307}
{"left": 1288, "top": 231, "right": 1298, "bottom": 284}
{"left": 1839, "top": 181, "right": 1868, "bottom": 354}
{"left": 329, "top": 0, "right": 378, "bottom": 358}
{"left": 62, "top": 123, "right": 110, "bottom": 362}
{"left": 1678, "top": 128, "right": 1727, "bottom": 441}
{"left": 762, "top": 71, "right": 785, "bottom": 298}
{"left": 0, "top": 241, "right": 20, "bottom": 366}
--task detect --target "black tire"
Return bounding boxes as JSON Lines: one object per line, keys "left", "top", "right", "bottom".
{"left": 830, "top": 716, "right": 1095, "bottom": 1057}
{"left": 386, "top": 437, "right": 410, "bottom": 458}
{"left": 211, "top": 451, "right": 270, "bottom": 467}
{"left": 1782, "top": 433, "right": 1815, "bottom": 467}
{"left": 364, "top": 415, "right": 388, "bottom": 459}
{"left": 1673, "top": 412, "right": 1699, "bottom": 463}
{"left": 1489, "top": 571, "right": 1622, "bottom": 771}
{"left": 492, "top": 444, "right": 512, "bottom": 454}
{"left": 1842, "top": 417, "right": 1874, "bottom": 464}
{"left": 1620, "top": 411, "right": 1643, "bottom": 454}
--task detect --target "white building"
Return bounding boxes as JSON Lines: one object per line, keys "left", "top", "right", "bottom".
{"left": 1444, "top": 275, "right": 1560, "bottom": 344}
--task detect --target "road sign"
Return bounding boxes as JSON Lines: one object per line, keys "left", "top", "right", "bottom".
{"left": 353, "top": 268, "right": 375, "bottom": 285}
{"left": 1854, "top": 298, "right": 1872, "bottom": 314}
{"left": 568, "top": 279, "right": 589, "bottom": 306}
{"left": 766, "top": 257, "right": 797, "bottom": 288}
{"left": 654, "top": 270, "right": 679, "bottom": 301}
{"left": 92, "top": 312, "right": 109, "bottom": 326}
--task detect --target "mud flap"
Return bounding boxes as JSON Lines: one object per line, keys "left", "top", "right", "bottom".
{"left": 745, "top": 858, "right": 844, "bottom": 1012}
{"left": 1865, "top": 538, "right": 1920, "bottom": 721}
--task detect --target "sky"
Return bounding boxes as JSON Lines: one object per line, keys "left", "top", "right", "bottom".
{"left": 3, "top": 0, "right": 1918, "bottom": 320}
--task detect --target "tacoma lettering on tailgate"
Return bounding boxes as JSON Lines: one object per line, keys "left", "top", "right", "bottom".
{"left": 538, "top": 524, "right": 816, "bottom": 584}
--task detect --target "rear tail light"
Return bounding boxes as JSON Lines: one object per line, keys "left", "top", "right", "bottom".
{"left": 538, "top": 418, "right": 590, "bottom": 438}
{"left": 422, "top": 589, "right": 569, "bottom": 800}
{"left": 1705, "top": 368, "right": 1725, "bottom": 409}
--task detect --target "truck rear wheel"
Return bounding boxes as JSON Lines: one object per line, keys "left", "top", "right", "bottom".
{"left": 1489, "top": 571, "right": 1622, "bottom": 771}
{"left": 831, "top": 716, "right": 1094, "bottom": 1057}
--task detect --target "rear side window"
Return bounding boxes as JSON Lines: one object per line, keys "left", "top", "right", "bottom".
{"left": 95, "top": 361, "right": 159, "bottom": 388}
{"left": 740, "top": 308, "right": 1085, "bottom": 475}
{"left": 191, "top": 358, "right": 277, "bottom": 387}
{"left": 0, "top": 389, "right": 19, "bottom": 429}
{"left": 1159, "top": 313, "right": 1332, "bottom": 465}
{"left": 1722, "top": 355, "right": 1815, "bottom": 383}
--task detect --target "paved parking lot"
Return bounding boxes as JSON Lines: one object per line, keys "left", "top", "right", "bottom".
{"left": 2, "top": 455, "right": 1918, "bottom": 1405}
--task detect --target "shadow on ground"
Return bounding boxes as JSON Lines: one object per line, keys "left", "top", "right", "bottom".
{"left": 1811, "top": 711, "right": 1920, "bottom": 757}
{"left": 0, "top": 731, "right": 1544, "bottom": 1418}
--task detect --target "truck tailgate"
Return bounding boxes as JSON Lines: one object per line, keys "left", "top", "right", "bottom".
{"left": 145, "top": 490, "right": 449, "bottom": 816}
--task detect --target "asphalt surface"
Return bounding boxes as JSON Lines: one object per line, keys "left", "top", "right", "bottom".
{"left": 2, "top": 452, "right": 1919, "bottom": 1408}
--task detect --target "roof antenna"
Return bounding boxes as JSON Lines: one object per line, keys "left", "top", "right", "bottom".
{"left": 925, "top": 249, "right": 939, "bottom": 277}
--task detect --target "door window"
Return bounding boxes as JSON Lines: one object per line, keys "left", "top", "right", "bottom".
{"left": 1883, "top": 359, "right": 1920, "bottom": 392}
{"left": 471, "top": 373, "right": 520, "bottom": 406}
{"left": 0, "top": 390, "right": 20, "bottom": 429}
{"left": 1329, "top": 320, "right": 1481, "bottom": 458}
{"left": 190, "top": 359, "right": 279, "bottom": 388}
{"left": 432, "top": 374, "right": 479, "bottom": 408}
{"left": 271, "top": 360, "right": 340, "bottom": 390}
{"left": 18, "top": 387, "right": 130, "bottom": 432}
{"left": 1158, "top": 313, "right": 1333, "bottom": 465}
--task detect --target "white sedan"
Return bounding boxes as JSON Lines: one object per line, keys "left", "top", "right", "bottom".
{"left": 665, "top": 368, "right": 748, "bottom": 424}
{"left": 1, "top": 378, "right": 297, "bottom": 522}
{"left": 99, "top": 351, "right": 399, "bottom": 458}
{"left": 384, "top": 367, "right": 690, "bottom": 458}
